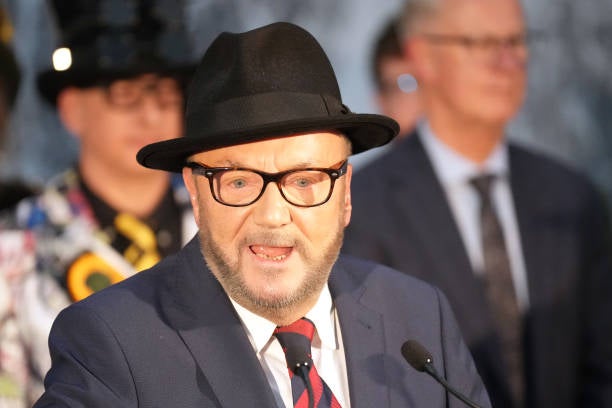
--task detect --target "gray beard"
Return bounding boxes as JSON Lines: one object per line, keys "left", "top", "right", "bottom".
{"left": 197, "top": 222, "right": 344, "bottom": 321}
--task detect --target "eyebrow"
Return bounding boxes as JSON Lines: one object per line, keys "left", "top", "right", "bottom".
{"left": 206, "top": 159, "right": 321, "bottom": 169}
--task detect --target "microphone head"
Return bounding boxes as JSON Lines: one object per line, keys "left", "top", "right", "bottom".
{"left": 285, "top": 348, "right": 311, "bottom": 372}
{"left": 401, "top": 340, "right": 433, "bottom": 372}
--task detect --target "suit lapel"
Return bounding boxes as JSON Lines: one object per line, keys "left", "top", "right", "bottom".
{"left": 509, "top": 146, "right": 558, "bottom": 311}
{"left": 329, "top": 262, "right": 388, "bottom": 408}
{"left": 391, "top": 135, "right": 472, "bottom": 275}
{"left": 160, "top": 238, "right": 279, "bottom": 407}
{"left": 508, "top": 146, "right": 560, "bottom": 391}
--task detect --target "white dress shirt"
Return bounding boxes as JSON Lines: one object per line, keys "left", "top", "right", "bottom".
{"left": 419, "top": 121, "right": 530, "bottom": 310}
{"left": 230, "top": 285, "right": 351, "bottom": 407}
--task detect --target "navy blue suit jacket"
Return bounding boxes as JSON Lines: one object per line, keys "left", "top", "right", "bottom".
{"left": 343, "top": 132, "right": 612, "bottom": 408}
{"left": 35, "top": 236, "right": 490, "bottom": 407}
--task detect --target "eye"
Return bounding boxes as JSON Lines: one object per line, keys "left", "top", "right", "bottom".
{"left": 107, "top": 80, "right": 138, "bottom": 102}
{"left": 459, "top": 37, "right": 477, "bottom": 47}
{"left": 286, "top": 171, "right": 326, "bottom": 189}
{"left": 227, "top": 177, "right": 249, "bottom": 189}
{"left": 219, "top": 170, "right": 260, "bottom": 190}
{"left": 296, "top": 177, "right": 314, "bottom": 188}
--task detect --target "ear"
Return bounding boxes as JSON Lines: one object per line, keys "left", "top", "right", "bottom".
{"left": 343, "top": 163, "right": 352, "bottom": 227}
{"left": 56, "top": 88, "right": 85, "bottom": 138}
{"left": 182, "top": 167, "right": 201, "bottom": 224}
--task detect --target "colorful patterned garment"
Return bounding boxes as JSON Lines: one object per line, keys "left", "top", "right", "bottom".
{"left": 0, "top": 231, "right": 35, "bottom": 408}
{"left": 6, "top": 168, "right": 196, "bottom": 404}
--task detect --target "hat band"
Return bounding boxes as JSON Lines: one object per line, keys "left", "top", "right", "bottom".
{"left": 186, "top": 91, "right": 346, "bottom": 136}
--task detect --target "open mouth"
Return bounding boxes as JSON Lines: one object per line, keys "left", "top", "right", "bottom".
{"left": 249, "top": 245, "right": 293, "bottom": 262}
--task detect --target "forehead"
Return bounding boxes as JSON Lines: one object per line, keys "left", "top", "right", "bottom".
{"left": 190, "top": 132, "right": 350, "bottom": 168}
{"left": 432, "top": 0, "right": 525, "bottom": 33}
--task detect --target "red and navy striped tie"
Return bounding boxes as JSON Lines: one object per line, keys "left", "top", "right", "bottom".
{"left": 274, "top": 318, "right": 342, "bottom": 408}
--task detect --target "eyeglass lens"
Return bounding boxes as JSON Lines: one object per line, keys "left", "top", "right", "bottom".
{"left": 104, "top": 77, "right": 183, "bottom": 108}
{"left": 422, "top": 33, "right": 529, "bottom": 62}
{"left": 212, "top": 169, "right": 334, "bottom": 207}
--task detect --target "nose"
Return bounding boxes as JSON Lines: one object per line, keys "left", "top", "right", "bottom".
{"left": 137, "top": 94, "right": 166, "bottom": 124}
{"left": 252, "top": 182, "right": 292, "bottom": 228}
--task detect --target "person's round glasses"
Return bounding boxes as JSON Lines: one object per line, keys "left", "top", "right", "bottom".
{"left": 101, "top": 76, "right": 183, "bottom": 109}
{"left": 186, "top": 160, "right": 349, "bottom": 207}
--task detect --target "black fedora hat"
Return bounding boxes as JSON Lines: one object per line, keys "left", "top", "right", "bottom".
{"left": 137, "top": 22, "right": 399, "bottom": 173}
{"left": 37, "top": 0, "right": 196, "bottom": 106}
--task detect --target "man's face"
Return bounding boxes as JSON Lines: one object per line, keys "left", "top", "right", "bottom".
{"left": 415, "top": 0, "right": 527, "bottom": 127}
{"left": 182, "top": 132, "right": 352, "bottom": 323}
{"left": 376, "top": 56, "right": 421, "bottom": 137}
{"left": 59, "top": 74, "right": 184, "bottom": 177}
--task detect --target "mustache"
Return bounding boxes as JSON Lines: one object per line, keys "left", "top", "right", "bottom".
{"left": 242, "top": 231, "right": 303, "bottom": 249}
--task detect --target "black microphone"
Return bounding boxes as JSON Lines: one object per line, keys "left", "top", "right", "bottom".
{"left": 401, "top": 340, "right": 483, "bottom": 408}
{"left": 285, "top": 348, "right": 315, "bottom": 408}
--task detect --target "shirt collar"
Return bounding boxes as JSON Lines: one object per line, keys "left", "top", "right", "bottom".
{"left": 231, "top": 285, "right": 337, "bottom": 354}
{"left": 304, "top": 285, "right": 337, "bottom": 350}
{"left": 419, "top": 120, "right": 509, "bottom": 185}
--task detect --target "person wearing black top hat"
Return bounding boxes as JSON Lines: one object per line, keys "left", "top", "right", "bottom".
{"left": 8, "top": 0, "right": 197, "bottom": 402}
{"left": 35, "top": 22, "right": 491, "bottom": 408}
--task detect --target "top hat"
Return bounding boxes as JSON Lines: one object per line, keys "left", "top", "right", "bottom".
{"left": 137, "top": 22, "right": 399, "bottom": 172}
{"left": 37, "top": 0, "right": 196, "bottom": 105}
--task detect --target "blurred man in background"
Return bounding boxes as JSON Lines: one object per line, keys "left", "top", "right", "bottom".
{"left": 5, "top": 0, "right": 197, "bottom": 402}
{"left": 344, "top": 0, "right": 612, "bottom": 407}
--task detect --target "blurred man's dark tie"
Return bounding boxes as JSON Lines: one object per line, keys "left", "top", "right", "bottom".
{"left": 471, "top": 174, "right": 524, "bottom": 407}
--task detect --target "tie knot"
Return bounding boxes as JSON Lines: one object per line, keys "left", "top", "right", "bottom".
{"left": 275, "top": 317, "right": 316, "bottom": 341}
{"left": 470, "top": 173, "right": 496, "bottom": 199}
{"left": 274, "top": 318, "right": 315, "bottom": 373}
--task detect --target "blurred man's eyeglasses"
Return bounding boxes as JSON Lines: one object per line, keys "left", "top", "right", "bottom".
{"left": 419, "top": 32, "right": 532, "bottom": 62}
{"left": 186, "top": 160, "right": 348, "bottom": 207}
{"left": 100, "top": 76, "right": 183, "bottom": 109}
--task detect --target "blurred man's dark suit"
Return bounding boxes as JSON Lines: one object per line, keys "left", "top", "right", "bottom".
{"left": 343, "top": 131, "right": 612, "bottom": 408}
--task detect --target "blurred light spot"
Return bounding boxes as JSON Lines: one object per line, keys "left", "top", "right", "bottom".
{"left": 397, "top": 73, "right": 418, "bottom": 93}
{"left": 52, "top": 47, "right": 72, "bottom": 71}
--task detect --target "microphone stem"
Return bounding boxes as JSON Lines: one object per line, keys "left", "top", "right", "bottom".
{"left": 424, "top": 364, "right": 482, "bottom": 408}
{"left": 297, "top": 365, "right": 314, "bottom": 408}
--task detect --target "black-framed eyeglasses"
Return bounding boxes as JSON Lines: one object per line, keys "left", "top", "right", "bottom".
{"left": 186, "top": 160, "right": 349, "bottom": 207}
{"left": 99, "top": 76, "right": 184, "bottom": 109}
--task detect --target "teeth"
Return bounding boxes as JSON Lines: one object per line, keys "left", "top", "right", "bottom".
{"left": 255, "top": 253, "right": 287, "bottom": 261}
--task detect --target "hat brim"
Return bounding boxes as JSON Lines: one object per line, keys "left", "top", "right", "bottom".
{"left": 137, "top": 113, "right": 398, "bottom": 173}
